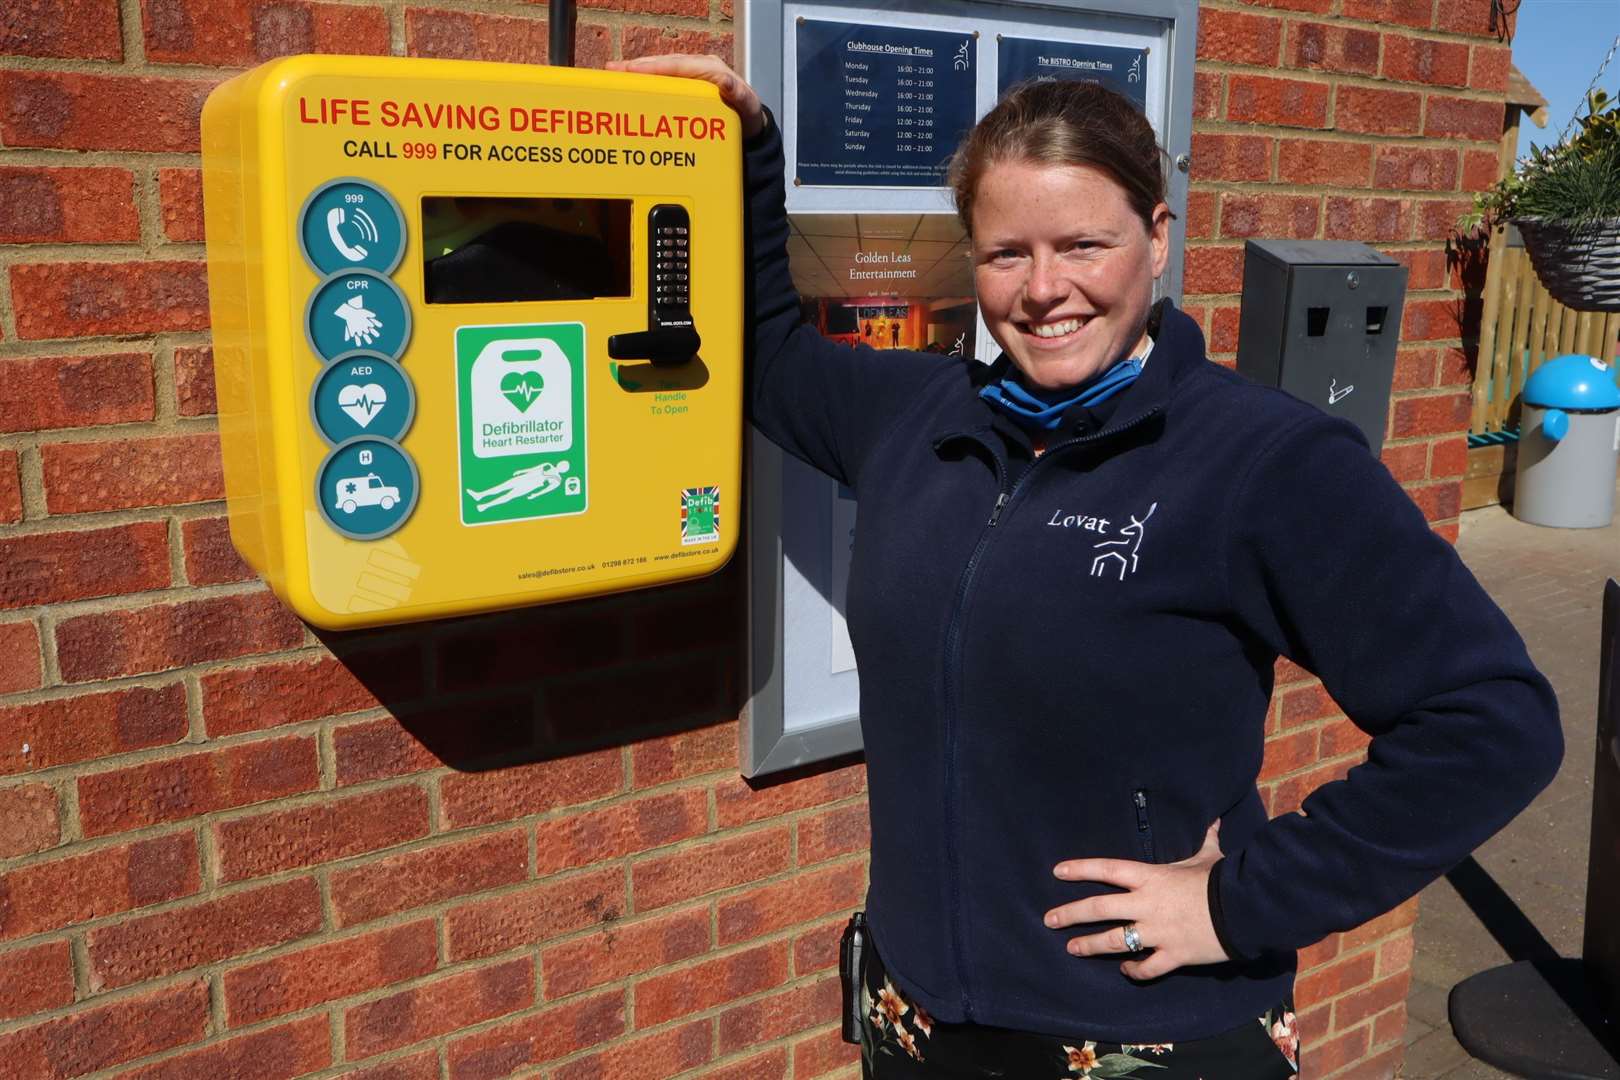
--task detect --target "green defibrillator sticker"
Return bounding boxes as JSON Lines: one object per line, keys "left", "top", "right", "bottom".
{"left": 455, "top": 322, "right": 587, "bottom": 526}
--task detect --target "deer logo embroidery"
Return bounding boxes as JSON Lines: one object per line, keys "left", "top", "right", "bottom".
{"left": 1090, "top": 502, "right": 1158, "bottom": 581}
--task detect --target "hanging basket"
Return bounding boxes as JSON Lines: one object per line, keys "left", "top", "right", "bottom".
{"left": 1513, "top": 216, "right": 1620, "bottom": 313}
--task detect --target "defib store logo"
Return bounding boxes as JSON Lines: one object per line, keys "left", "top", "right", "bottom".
{"left": 680, "top": 487, "right": 720, "bottom": 545}
{"left": 455, "top": 323, "right": 587, "bottom": 526}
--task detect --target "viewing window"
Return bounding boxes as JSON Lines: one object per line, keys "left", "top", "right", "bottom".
{"left": 421, "top": 196, "right": 632, "bottom": 304}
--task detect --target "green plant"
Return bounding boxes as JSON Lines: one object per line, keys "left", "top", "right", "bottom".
{"left": 1459, "top": 88, "right": 1620, "bottom": 234}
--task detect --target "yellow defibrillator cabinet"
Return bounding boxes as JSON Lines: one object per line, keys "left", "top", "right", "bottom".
{"left": 202, "top": 55, "right": 743, "bottom": 629}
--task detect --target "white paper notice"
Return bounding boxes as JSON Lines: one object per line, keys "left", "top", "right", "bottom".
{"left": 829, "top": 488, "right": 858, "bottom": 673}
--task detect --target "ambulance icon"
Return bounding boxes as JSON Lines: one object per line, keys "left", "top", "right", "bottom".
{"left": 315, "top": 436, "right": 418, "bottom": 540}
{"left": 334, "top": 472, "right": 401, "bottom": 513}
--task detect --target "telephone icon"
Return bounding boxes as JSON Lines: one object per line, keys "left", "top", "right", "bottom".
{"left": 326, "top": 206, "right": 379, "bottom": 262}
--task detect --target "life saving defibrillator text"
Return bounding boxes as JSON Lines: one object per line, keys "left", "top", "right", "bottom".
{"left": 299, "top": 98, "right": 729, "bottom": 140}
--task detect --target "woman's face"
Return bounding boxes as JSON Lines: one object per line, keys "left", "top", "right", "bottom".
{"left": 971, "top": 159, "right": 1170, "bottom": 392}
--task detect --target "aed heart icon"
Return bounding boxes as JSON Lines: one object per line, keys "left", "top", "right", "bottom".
{"left": 337, "top": 383, "right": 388, "bottom": 427}
{"left": 500, "top": 370, "right": 544, "bottom": 413}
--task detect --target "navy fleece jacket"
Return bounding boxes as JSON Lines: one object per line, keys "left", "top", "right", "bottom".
{"left": 742, "top": 113, "right": 1562, "bottom": 1041}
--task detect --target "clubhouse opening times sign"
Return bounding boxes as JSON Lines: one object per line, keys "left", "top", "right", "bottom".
{"left": 794, "top": 19, "right": 976, "bottom": 188}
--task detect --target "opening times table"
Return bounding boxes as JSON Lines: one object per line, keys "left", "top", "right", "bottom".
{"left": 794, "top": 19, "right": 976, "bottom": 188}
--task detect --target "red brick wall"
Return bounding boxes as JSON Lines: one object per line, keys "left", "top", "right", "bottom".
{"left": 0, "top": 0, "right": 1505, "bottom": 1076}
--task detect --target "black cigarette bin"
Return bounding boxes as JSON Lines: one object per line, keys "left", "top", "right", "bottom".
{"left": 1236, "top": 240, "right": 1409, "bottom": 456}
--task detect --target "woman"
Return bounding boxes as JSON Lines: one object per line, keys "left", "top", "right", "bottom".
{"left": 608, "top": 55, "right": 1562, "bottom": 1078}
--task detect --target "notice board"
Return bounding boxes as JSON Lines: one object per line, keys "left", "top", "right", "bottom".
{"left": 741, "top": 0, "right": 1198, "bottom": 776}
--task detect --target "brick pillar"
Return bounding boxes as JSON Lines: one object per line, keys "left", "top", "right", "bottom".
{"left": 1187, "top": 0, "right": 1512, "bottom": 1075}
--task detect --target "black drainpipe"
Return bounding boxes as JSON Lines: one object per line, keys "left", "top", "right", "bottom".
{"left": 549, "top": 0, "right": 576, "bottom": 67}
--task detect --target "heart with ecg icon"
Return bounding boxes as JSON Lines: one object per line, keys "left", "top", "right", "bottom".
{"left": 337, "top": 383, "right": 388, "bottom": 427}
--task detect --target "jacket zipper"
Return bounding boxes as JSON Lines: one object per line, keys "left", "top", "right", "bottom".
{"left": 939, "top": 448, "right": 1008, "bottom": 1020}
{"left": 936, "top": 404, "right": 1164, "bottom": 1019}
{"left": 1133, "top": 788, "right": 1155, "bottom": 862}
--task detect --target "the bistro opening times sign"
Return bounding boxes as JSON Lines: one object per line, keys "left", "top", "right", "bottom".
{"left": 997, "top": 36, "right": 1147, "bottom": 109}
{"left": 794, "top": 20, "right": 976, "bottom": 188}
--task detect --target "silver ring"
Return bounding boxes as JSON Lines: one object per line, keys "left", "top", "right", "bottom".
{"left": 1122, "top": 925, "right": 1144, "bottom": 953}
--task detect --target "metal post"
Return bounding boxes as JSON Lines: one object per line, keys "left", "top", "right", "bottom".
{"left": 549, "top": 0, "right": 576, "bottom": 67}
{"left": 1447, "top": 581, "right": 1620, "bottom": 1076}
{"left": 1585, "top": 578, "right": 1620, "bottom": 1023}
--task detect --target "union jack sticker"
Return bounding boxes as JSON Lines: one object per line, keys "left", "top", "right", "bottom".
{"left": 680, "top": 486, "right": 720, "bottom": 545}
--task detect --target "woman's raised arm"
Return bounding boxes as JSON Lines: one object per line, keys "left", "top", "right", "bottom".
{"left": 605, "top": 54, "right": 954, "bottom": 491}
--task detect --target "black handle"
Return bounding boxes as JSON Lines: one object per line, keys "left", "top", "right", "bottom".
{"left": 839, "top": 911, "right": 867, "bottom": 1044}
{"left": 607, "top": 326, "right": 701, "bottom": 365}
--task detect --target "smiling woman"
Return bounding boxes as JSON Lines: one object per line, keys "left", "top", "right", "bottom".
{"left": 610, "top": 52, "right": 1563, "bottom": 1080}
{"left": 968, "top": 160, "right": 1166, "bottom": 391}
{"left": 952, "top": 81, "right": 1171, "bottom": 392}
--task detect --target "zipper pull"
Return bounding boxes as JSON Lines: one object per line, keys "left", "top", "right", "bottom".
{"left": 988, "top": 492, "right": 1009, "bottom": 526}
{"left": 1133, "top": 789, "right": 1150, "bottom": 831}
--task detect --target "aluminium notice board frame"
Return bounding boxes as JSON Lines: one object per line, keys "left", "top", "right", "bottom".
{"left": 740, "top": 0, "right": 1199, "bottom": 776}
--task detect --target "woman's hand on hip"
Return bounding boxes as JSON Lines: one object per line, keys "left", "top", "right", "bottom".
{"left": 605, "top": 54, "right": 765, "bottom": 139}
{"left": 1044, "top": 821, "right": 1229, "bottom": 980}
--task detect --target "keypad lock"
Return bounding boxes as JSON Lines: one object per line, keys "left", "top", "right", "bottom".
{"left": 608, "top": 204, "right": 701, "bottom": 365}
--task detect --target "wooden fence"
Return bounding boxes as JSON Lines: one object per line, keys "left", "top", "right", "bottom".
{"left": 1471, "top": 227, "right": 1620, "bottom": 436}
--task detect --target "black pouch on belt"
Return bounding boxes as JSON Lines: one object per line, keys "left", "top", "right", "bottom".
{"left": 839, "top": 910, "right": 868, "bottom": 1044}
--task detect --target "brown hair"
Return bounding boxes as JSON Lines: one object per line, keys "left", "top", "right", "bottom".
{"left": 949, "top": 79, "right": 1170, "bottom": 235}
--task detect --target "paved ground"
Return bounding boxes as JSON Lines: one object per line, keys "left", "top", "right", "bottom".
{"left": 1401, "top": 475, "right": 1620, "bottom": 1078}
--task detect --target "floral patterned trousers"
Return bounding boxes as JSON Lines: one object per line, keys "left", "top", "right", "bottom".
{"left": 859, "top": 940, "right": 1300, "bottom": 1080}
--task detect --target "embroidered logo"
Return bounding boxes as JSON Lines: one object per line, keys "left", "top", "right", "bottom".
{"left": 1089, "top": 502, "right": 1158, "bottom": 581}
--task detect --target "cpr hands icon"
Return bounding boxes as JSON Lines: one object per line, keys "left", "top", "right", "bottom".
{"left": 334, "top": 296, "right": 383, "bottom": 348}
